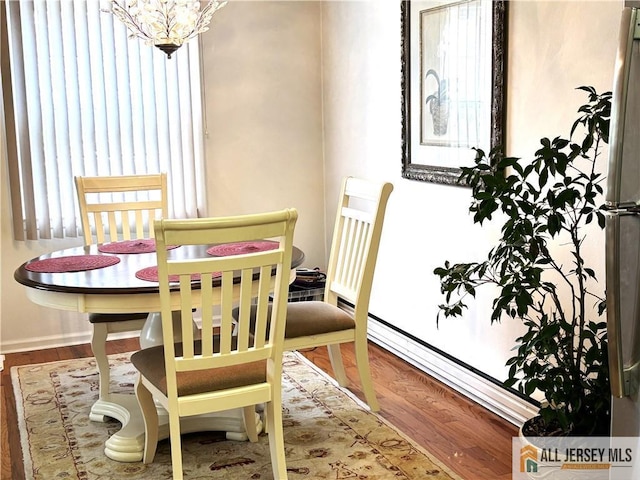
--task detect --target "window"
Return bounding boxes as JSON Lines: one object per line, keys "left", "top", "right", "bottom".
{"left": 2, "top": 0, "right": 206, "bottom": 240}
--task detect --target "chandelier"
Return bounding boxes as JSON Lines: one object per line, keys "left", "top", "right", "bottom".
{"left": 110, "top": 0, "right": 227, "bottom": 59}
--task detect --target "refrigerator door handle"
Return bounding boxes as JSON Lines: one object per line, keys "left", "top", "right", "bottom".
{"left": 606, "top": 6, "right": 640, "bottom": 208}
{"left": 607, "top": 212, "right": 640, "bottom": 398}
{"left": 606, "top": 213, "right": 627, "bottom": 397}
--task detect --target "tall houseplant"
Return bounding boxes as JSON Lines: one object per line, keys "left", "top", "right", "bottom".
{"left": 434, "top": 87, "right": 611, "bottom": 436}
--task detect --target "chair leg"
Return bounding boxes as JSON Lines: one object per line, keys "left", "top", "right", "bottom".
{"left": 168, "top": 409, "right": 184, "bottom": 480}
{"left": 354, "top": 336, "right": 380, "bottom": 412}
{"left": 91, "top": 323, "right": 111, "bottom": 401}
{"left": 327, "top": 343, "right": 348, "bottom": 386}
{"left": 261, "top": 404, "right": 269, "bottom": 434}
{"left": 266, "top": 399, "right": 288, "bottom": 480}
{"left": 134, "top": 376, "right": 159, "bottom": 464}
{"left": 243, "top": 405, "right": 259, "bottom": 442}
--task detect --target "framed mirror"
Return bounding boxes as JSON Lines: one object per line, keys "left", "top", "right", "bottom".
{"left": 401, "top": 0, "right": 507, "bottom": 185}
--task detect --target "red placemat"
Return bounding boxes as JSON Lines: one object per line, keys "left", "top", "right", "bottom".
{"left": 206, "top": 240, "right": 278, "bottom": 257}
{"left": 98, "top": 239, "right": 179, "bottom": 254}
{"left": 136, "top": 266, "right": 221, "bottom": 283}
{"left": 25, "top": 255, "right": 120, "bottom": 273}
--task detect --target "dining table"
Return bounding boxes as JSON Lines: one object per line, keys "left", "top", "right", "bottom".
{"left": 14, "top": 240, "right": 305, "bottom": 462}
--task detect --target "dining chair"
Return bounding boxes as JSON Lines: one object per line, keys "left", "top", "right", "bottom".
{"left": 130, "top": 209, "right": 297, "bottom": 480}
{"left": 234, "top": 177, "right": 393, "bottom": 412}
{"left": 74, "top": 173, "right": 168, "bottom": 418}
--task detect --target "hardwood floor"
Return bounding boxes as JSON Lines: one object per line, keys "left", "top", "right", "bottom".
{"left": 1, "top": 339, "right": 518, "bottom": 479}
{"left": 301, "top": 343, "right": 518, "bottom": 480}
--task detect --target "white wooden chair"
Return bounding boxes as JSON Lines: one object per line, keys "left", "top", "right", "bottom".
{"left": 74, "top": 173, "right": 168, "bottom": 419}
{"left": 284, "top": 177, "right": 392, "bottom": 412}
{"left": 234, "top": 177, "right": 393, "bottom": 412}
{"left": 130, "top": 209, "right": 297, "bottom": 480}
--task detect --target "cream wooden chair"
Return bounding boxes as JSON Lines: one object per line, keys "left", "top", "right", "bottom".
{"left": 284, "top": 177, "right": 392, "bottom": 412}
{"left": 130, "top": 209, "right": 297, "bottom": 480}
{"left": 234, "top": 177, "right": 393, "bottom": 412}
{"left": 74, "top": 173, "right": 168, "bottom": 419}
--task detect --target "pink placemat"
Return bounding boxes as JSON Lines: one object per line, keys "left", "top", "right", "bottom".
{"left": 25, "top": 255, "right": 120, "bottom": 273}
{"left": 135, "top": 266, "right": 221, "bottom": 283}
{"left": 98, "top": 239, "right": 179, "bottom": 254}
{"left": 206, "top": 240, "right": 278, "bottom": 257}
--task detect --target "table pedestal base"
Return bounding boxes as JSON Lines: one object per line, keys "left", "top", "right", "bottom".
{"left": 91, "top": 394, "right": 263, "bottom": 462}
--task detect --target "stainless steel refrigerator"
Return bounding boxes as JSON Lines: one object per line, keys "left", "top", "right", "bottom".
{"left": 605, "top": 0, "right": 640, "bottom": 474}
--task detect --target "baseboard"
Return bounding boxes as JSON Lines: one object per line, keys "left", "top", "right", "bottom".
{"left": 0, "top": 316, "right": 215, "bottom": 354}
{"left": 0, "top": 330, "right": 138, "bottom": 355}
{"left": 366, "top": 317, "right": 538, "bottom": 427}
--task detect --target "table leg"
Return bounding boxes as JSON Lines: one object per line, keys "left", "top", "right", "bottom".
{"left": 94, "top": 393, "right": 262, "bottom": 462}
{"left": 92, "top": 311, "right": 260, "bottom": 462}
{"left": 89, "top": 318, "right": 146, "bottom": 423}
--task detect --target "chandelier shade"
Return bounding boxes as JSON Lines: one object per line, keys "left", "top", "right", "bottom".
{"left": 110, "top": 0, "right": 227, "bottom": 58}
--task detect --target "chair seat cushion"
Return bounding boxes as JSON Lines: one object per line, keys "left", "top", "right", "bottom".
{"left": 89, "top": 312, "right": 149, "bottom": 323}
{"left": 233, "top": 301, "right": 355, "bottom": 339}
{"left": 130, "top": 339, "right": 266, "bottom": 397}
{"left": 285, "top": 301, "right": 355, "bottom": 338}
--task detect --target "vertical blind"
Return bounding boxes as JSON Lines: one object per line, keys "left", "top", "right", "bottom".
{"left": 2, "top": 0, "right": 206, "bottom": 240}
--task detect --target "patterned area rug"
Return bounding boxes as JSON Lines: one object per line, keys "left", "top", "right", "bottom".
{"left": 11, "top": 351, "right": 461, "bottom": 480}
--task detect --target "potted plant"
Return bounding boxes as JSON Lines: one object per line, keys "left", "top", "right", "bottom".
{"left": 434, "top": 86, "right": 612, "bottom": 437}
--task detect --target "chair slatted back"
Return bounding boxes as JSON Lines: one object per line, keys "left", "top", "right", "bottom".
{"left": 325, "top": 177, "right": 393, "bottom": 311}
{"left": 75, "top": 174, "right": 168, "bottom": 245}
{"left": 153, "top": 210, "right": 297, "bottom": 392}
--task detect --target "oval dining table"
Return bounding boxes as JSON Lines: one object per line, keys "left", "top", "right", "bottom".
{"left": 14, "top": 241, "right": 305, "bottom": 463}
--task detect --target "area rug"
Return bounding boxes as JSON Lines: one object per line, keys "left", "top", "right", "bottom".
{"left": 11, "top": 351, "right": 461, "bottom": 480}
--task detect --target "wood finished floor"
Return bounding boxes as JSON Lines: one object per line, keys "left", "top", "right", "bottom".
{"left": 1, "top": 339, "right": 518, "bottom": 480}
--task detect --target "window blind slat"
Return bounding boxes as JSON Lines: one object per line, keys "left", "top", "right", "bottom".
{"left": 73, "top": 2, "right": 93, "bottom": 178}
{"left": 165, "top": 59, "right": 184, "bottom": 218}
{"left": 178, "top": 49, "right": 197, "bottom": 218}
{"left": 127, "top": 39, "right": 146, "bottom": 176}
{"left": 24, "top": 0, "right": 52, "bottom": 238}
{"left": 2, "top": 1, "right": 28, "bottom": 240}
{"left": 100, "top": 12, "right": 122, "bottom": 176}
{"left": 47, "top": 0, "right": 72, "bottom": 237}
{"left": 60, "top": 1, "right": 82, "bottom": 236}
{"left": 190, "top": 40, "right": 206, "bottom": 218}
{"left": 113, "top": 20, "right": 134, "bottom": 175}
{"left": 87, "top": 4, "right": 109, "bottom": 178}
{"left": 154, "top": 57, "right": 173, "bottom": 216}
{"left": 140, "top": 47, "right": 161, "bottom": 174}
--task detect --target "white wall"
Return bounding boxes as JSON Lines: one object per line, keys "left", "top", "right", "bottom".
{"left": 320, "top": 0, "right": 620, "bottom": 382}
{"left": 199, "top": 0, "right": 325, "bottom": 272}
